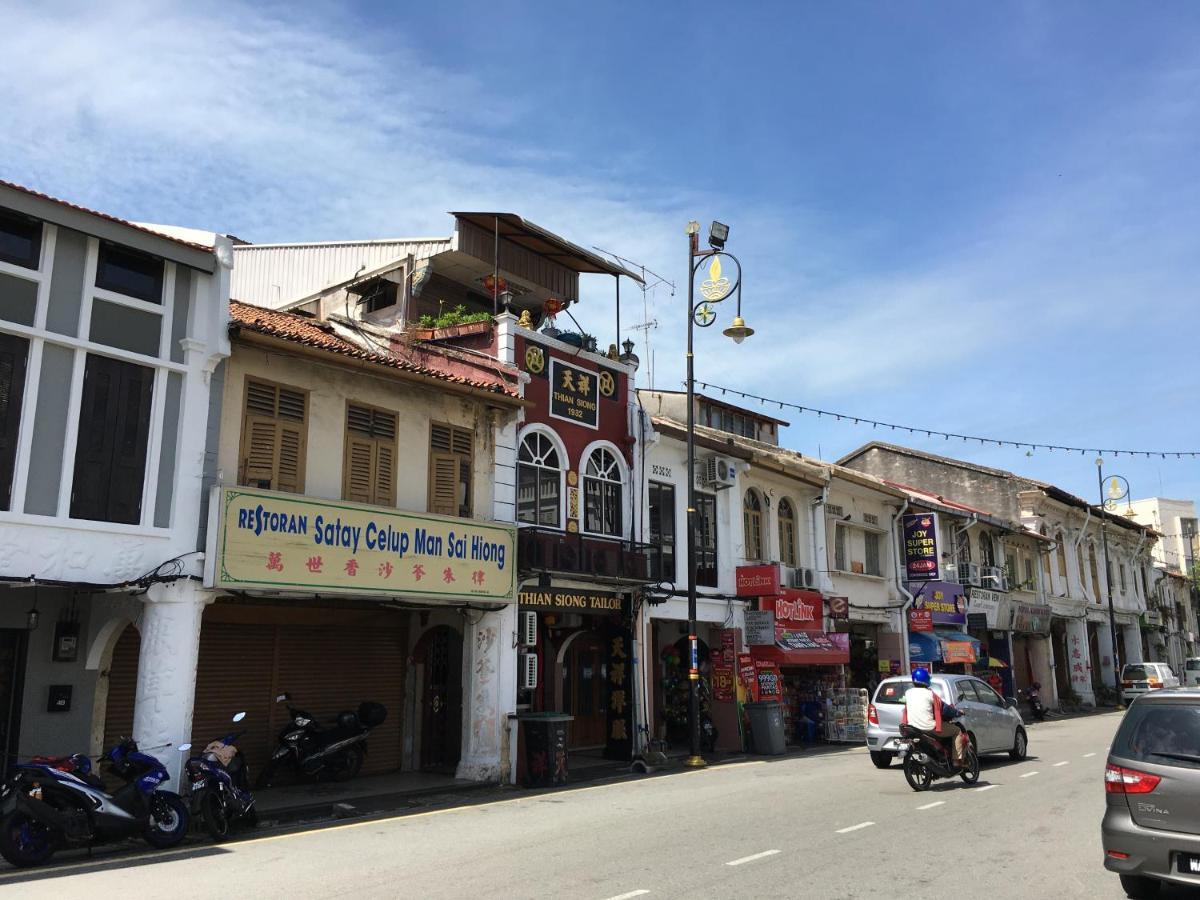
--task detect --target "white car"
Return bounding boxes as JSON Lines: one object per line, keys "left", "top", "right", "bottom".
{"left": 1185, "top": 657, "right": 1200, "bottom": 687}
{"left": 1121, "top": 662, "right": 1180, "bottom": 703}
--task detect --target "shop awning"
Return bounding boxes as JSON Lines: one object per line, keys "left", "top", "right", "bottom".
{"left": 908, "top": 630, "right": 982, "bottom": 664}
{"left": 752, "top": 629, "right": 850, "bottom": 666}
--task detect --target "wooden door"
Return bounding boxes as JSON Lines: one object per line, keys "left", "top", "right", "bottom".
{"left": 565, "top": 632, "right": 607, "bottom": 749}
{"left": 416, "top": 626, "right": 462, "bottom": 771}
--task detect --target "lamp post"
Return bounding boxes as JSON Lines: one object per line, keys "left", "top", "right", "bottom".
{"left": 1096, "top": 459, "right": 1132, "bottom": 710}
{"left": 684, "top": 220, "right": 751, "bottom": 768}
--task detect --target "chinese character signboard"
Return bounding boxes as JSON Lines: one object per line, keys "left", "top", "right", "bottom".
{"left": 902, "top": 512, "right": 940, "bottom": 581}
{"left": 549, "top": 358, "right": 599, "bottom": 429}
{"left": 605, "top": 626, "right": 633, "bottom": 760}
{"left": 735, "top": 563, "right": 781, "bottom": 597}
{"left": 209, "top": 486, "right": 516, "bottom": 601}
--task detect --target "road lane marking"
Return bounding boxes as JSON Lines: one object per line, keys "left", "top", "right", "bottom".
{"left": 975, "top": 784, "right": 998, "bottom": 791}
{"left": 604, "top": 892, "right": 650, "bottom": 900}
{"left": 916, "top": 801, "right": 945, "bottom": 810}
{"left": 1083, "top": 752, "right": 1097, "bottom": 758}
{"left": 726, "top": 850, "right": 780, "bottom": 866}
{"left": 835, "top": 822, "right": 876, "bottom": 834}
{"left": 1054, "top": 761, "right": 1069, "bottom": 767}
{"left": 1021, "top": 771, "right": 1039, "bottom": 778}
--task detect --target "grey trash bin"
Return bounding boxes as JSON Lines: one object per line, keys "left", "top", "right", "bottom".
{"left": 745, "top": 701, "right": 787, "bottom": 755}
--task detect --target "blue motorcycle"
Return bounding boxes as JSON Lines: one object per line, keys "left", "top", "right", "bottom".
{"left": 0, "top": 738, "right": 190, "bottom": 867}
{"left": 185, "top": 713, "right": 257, "bottom": 841}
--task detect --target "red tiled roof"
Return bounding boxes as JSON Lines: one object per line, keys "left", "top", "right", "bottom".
{"left": 0, "top": 178, "right": 216, "bottom": 253}
{"left": 228, "top": 301, "right": 520, "bottom": 399}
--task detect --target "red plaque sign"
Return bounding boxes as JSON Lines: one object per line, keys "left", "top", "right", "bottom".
{"left": 735, "top": 564, "right": 781, "bottom": 598}
{"left": 909, "top": 608, "right": 934, "bottom": 632}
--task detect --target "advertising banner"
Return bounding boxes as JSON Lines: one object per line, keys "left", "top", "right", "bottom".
{"left": 209, "top": 486, "right": 515, "bottom": 601}
{"left": 760, "top": 589, "right": 822, "bottom": 628}
{"left": 902, "top": 512, "right": 941, "bottom": 581}
{"left": 754, "top": 659, "right": 782, "bottom": 702}
{"left": 735, "top": 564, "right": 781, "bottom": 598}
{"left": 712, "top": 666, "right": 736, "bottom": 702}
{"left": 908, "top": 608, "right": 934, "bottom": 632}
{"left": 737, "top": 653, "right": 756, "bottom": 691}
{"left": 911, "top": 582, "right": 967, "bottom": 627}
{"left": 943, "top": 641, "right": 977, "bottom": 664}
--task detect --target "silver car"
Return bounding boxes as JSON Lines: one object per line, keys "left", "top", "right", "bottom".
{"left": 1102, "top": 687, "right": 1200, "bottom": 898}
{"left": 866, "top": 674, "right": 1029, "bottom": 768}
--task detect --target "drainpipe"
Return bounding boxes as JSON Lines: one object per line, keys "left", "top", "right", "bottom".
{"left": 811, "top": 482, "right": 832, "bottom": 594}
{"left": 951, "top": 514, "right": 979, "bottom": 576}
{"left": 1071, "top": 506, "right": 1092, "bottom": 594}
{"left": 890, "top": 500, "right": 912, "bottom": 672}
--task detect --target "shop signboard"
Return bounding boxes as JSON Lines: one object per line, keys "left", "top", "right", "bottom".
{"left": 760, "top": 589, "right": 822, "bottom": 628}
{"left": 943, "top": 641, "right": 977, "bottom": 664}
{"left": 828, "top": 596, "right": 850, "bottom": 620}
{"left": 909, "top": 608, "right": 934, "bottom": 632}
{"left": 968, "top": 587, "right": 1005, "bottom": 629}
{"left": 1011, "top": 603, "right": 1052, "bottom": 634}
{"left": 712, "top": 665, "right": 736, "bottom": 702}
{"left": 549, "top": 358, "right": 599, "bottom": 429}
{"left": 754, "top": 659, "right": 782, "bottom": 702}
{"left": 518, "top": 587, "right": 626, "bottom": 614}
{"left": 902, "top": 512, "right": 941, "bottom": 581}
{"left": 736, "top": 564, "right": 781, "bottom": 597}
{"left": 1142, "top": 610, "right": 1162, "bottom": 628}
{"left": 208, "top": 486, "right": 516, "bottom": 601}
{"left": 745, "top": 610, "right": 776, "bottom": 646}
{"left": 605, "top": 627, "right": 633, "bottom": 759}
{"left": 911, "top": 582, "right": 966, "bottom": 627}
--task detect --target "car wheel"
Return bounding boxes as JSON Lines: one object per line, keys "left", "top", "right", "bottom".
{"left": 870, "top": 751, "right": 893, "bottom": 769}
{"left": 1010, "top": 728, "right": 1028, "bottom": 761}
{"left": 1118, "top": 874, "right": 1161, "bottom": 898}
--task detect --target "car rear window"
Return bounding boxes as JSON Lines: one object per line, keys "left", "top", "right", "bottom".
{"left": 873, "top": 681, "right": 947, "bottom": 704}
{"left": 1112, "top": 702, "right": 1200, "bottom": 771}
{"left": 1187, "top": 659, "right": 1200, "bottom": 672}
{"left": 1122, "top": 665, "right": 1150, "bottom": 680}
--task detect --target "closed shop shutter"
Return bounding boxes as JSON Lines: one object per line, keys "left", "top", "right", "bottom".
{"left": 191, "top": 622, "right": 277, "bottom": 773}
{"left": 102, "top": 625, "right": 140, "bottom": 753}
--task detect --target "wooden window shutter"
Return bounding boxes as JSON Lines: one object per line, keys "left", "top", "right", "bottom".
{"left": 429, "top": 453, "right": 458, "bottom": 516}
{"left": 343, "top": 404, "right": 396, "bottom": 506}
{"left": 428, "top": 422, "right": 472, "bottom": 517}
{"left": 240, "top": 379, "right": 307, "bottom": 493}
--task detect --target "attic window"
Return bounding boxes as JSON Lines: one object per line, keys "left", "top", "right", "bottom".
{"left": 826, "top": 504, "right": 845, "bottom": 518}
{"left": 355, "top": 280, "right": 399, "bottom": 313}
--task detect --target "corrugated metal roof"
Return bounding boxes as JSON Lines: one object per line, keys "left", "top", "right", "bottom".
{"left": 231, "top": 239, "right": 451, "bottom": 308}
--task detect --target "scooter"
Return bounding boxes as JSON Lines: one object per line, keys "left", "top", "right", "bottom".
{"left": 897, "top": 712, "right": 980, "bottom": 792}
{"left": 0, "top": 738, "right": 190, "bottom": 868}
{"left": 1020, "top": 684, "right": 1047, "bottom": 722}
{"left": 186, "top": 712, "right": 257, "bottom": 841}
{"left": 256, "top": 692, "right": 387, "bottom": 789}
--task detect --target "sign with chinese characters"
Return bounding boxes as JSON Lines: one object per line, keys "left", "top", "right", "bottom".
{"left": 745, "top": 610, "right": 776, "bottom": 646}
{"left": 736, "top": 563, "right": 781, "bottom": 597}
{"left": 209, "top": 486, "right": 516, "bottom": 601}
{"left": 902, "top": 512, "right": 941, "bottom": 581}
{"left": 604, "top": 627, "right": 633, "bottom": 760}
{"left": 912, "top": 581, "right": 966, "bottom": 626}
{"left": 518, "top": 588, "right": 625, "bottom": 614}
{"left": 760, "top": 589, "right": 822, "bottom": 628}
{"left": 549, "top": 358, "right": 599, "bottom": 429}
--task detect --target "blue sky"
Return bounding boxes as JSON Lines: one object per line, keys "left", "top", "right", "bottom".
{"left": 3, "top": 1, "right": 1198, "bottom": 508}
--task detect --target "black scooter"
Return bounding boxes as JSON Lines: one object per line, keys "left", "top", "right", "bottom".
{"left": 898, "top": 712, "right": 980, "bottom": 791}
{"left": 256, "top": 693, "right": 387, "bottom": 789}
{"left": 1020, "top": 684, "right": 1047, "bottom": 722}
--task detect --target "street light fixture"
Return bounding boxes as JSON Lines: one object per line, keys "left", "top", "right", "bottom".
{"left": 684, "top": 220, "right": 750, "bottom": 768}
{"left": 1096, "top": 458, "right": 1131, "bottom": 710}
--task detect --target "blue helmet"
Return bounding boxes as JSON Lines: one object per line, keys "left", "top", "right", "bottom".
{"left": 912, "top": 667, "right": 931, "bottom": 686}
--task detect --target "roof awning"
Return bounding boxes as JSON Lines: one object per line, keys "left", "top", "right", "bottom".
{"left": 909, "top": 630, "right": 981, "bottom": 664}
{"left": 752, "top": 628, "right": 850, "bottom": 666}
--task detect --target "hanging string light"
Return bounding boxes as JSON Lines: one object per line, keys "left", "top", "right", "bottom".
{"left": 694, "top": 381, "right": 1200, "bottom": 460}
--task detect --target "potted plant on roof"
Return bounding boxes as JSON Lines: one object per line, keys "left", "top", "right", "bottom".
{"left": 409, "top": 303, "right": 495, "bottom": 341}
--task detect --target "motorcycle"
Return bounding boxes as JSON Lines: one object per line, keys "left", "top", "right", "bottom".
{"left": 186, "top": 712, "right": 257, "bottom": 841}
{"left": 0, "top": 738, "right": 190, "bottom": 868}
{"left": 256, "top": 692, "right": 387, "bottom": 789}
{"left": 897, "top": 713, "right": 980, "bottom": 791}
{"left": 1019, "top": 684, "right": 1047, "bottom": 722}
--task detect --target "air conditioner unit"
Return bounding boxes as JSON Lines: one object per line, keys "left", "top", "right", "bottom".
{"left": 700, "top": 456, "right": 737, "bottom": 490}
{"left": 778, "top": 565, "right": 797, "bottom": 588}
{"left": 801, "top": 567, "right": 818, "bottom": 589}
{"left": 519, "top": 653, "right": 538, "bottom": 690}
{"left": 519, "top": 611, "right": 538, "bottom": 647}
{"left": 961, "top": 562, "right": 982, "bottom": 587}
{"left": 788, "top": 567, "right": 818, "bottom": 589}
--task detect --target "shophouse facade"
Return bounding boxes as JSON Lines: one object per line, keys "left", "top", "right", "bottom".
{"left": 0, "top": 180, "right": 232, "bottom": 780}
{"left": 1126, "top": 497, "right": 1199, "bottom": 664}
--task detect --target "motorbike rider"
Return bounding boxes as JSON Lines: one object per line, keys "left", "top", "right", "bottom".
{"left": 902, "top": 668, "right": 968, "bottom": 767}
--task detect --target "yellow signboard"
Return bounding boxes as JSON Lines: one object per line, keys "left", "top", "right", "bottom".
{"left": 210, "top": 486, "right": 515, "bottom": 602}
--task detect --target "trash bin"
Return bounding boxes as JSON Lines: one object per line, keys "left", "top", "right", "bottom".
{"left": 517, "top": 713, "right": 573, "bottom": 786}
{"left": 744, "top": 701, "right": 787, "bottom": 755}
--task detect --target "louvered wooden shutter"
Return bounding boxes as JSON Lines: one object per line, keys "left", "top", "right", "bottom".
{"left": 343, "top": 405, "right": 396, "bottom": 506}
{"left": 0, "top": 333, "right": 29, "bottom": 511}
{"left": 429, "top": 453, "right": 458, "bottom": 516}
{"left": 240, "top": 379, "right": 306, "bottom": 493}
{"left": 428, "top": 422, "right": 472, "bottom": 517}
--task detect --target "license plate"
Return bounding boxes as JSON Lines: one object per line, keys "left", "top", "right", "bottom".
{"left": 1179, "top": 854, "right": 1200, "bottom": 874}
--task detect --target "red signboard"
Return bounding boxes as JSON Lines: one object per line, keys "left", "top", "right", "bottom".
{"left": 761, "top": 589, "right": 822, "bottom": 628}
{"left": 909, "top": 608, "right": 934, "bottom": 632}
{"left": 737, "top": 653, "right": 755, "bottom": 690}
{"left": 720, "top": 629, "right": 737, "bottom": 665}
{"left": 735, "top": 564, "right": 781, "bottom": 598}
{"left": 754, "top": 659, "right": 782, "bottom": 701}
{"left": 712, "top": 665, "right": 736, "bottom": 702}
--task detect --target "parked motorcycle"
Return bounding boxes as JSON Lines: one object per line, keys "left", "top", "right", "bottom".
{"left": 0, "top": 738, "right": 190, "bottom": 868}
{"left": 1020, "top": 683, "right": 1047, "bottom": 722}
{"left": 186, "top": 712, "right": 257, "bottom": 841}
{"left": 256, "top": 693, "right": 387, "bottom": 789}
{"left": 897, "top": 712, "right": 980, "bottom": 791}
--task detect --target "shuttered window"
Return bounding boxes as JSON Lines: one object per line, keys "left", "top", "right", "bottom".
{"left": 70, "top": 353, "right": 155, "bottom": 524}
{"left": 0, "top": 333, "right": 29, "bottom": 511}
{"left": 343, "top": 403, "right": 397, "bottom": 507}
{"left": 239, "top": 378, "right": 307, "bottom": 494}
{"left": 429, "top": 422, "right": 472, "bottom": 518}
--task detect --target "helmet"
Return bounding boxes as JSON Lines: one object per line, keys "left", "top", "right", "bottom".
{"left": 912, "top": 667, "right": 931, "bottom": 686}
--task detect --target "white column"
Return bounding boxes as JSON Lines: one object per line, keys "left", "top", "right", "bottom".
{"left": 132, "top": 579, "right": 214, "bottom": 786}
{"left": 1065, "top": 618, "right": 1095, "bottom": 705}
{"left": 456, "top": 604, "right": 517, "bottom": 782}
{"left": 1123, "top": 624, "right": 1144, "bottom": 664}
{"left": 1096, "top": 622, "right": 1117, "bottom": 692}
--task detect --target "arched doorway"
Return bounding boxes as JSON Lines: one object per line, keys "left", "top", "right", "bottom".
{"left": 102, "top": 624, "right": 140, "bottom": 752}
{"left": 414, "top": 625, "right": 462, "bottom": 771}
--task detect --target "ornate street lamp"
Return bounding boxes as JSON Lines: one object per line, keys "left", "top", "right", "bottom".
{"left": 684, "top": 220, "right": 751, "bottom": 767}
{"left": 1096, "top": 459, "right": 1133, "bottom": 709}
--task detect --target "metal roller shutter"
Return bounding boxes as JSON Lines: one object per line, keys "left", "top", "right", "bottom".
{"left": 191, "top": 622, "right": 277, "bottom": 774}
{"left": 102, "top": 625, "right": 140, "bottom": 753}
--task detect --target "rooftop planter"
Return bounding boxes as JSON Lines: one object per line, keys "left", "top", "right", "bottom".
{"left": 409, "top": 307, "right": 495, "bottom": 341}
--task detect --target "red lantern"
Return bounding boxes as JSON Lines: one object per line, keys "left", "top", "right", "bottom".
{"left": 482, "top": 274, "right": 508, "bottom": 298}
{"left": 543, "top": 297, "right": 566, "bottom": 319}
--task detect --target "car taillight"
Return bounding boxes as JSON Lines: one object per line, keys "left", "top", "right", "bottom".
{"left": 1106, "top": 851, "right": 1130, "bottom": 860}
{"left": 1122, "top": 681, "right": 1133, "bottom": 688}
{"left": 867, "top": 704, "right": 879, "bottom": 725}
{"left": 1148, "top": 679, "right": 1162, "bottom": 689}
{"left": 1105, "top": 763, "right": 1161, "bottom": 794}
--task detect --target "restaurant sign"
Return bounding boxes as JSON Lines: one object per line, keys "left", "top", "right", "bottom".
{"left": 208, "top": 486, "right": 516, "bottom": 601}
{"left": 902, "top": 512, "right": 941, "bottom": 581}
{"left": 549, "top": 358, "right": 599, "bottom": 429}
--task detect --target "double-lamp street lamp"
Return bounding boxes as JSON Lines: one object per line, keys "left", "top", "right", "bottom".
{"left": 1096, "top": 458, "right": 1135, "bottom": 710}
{"left": 684, "top": 220, "right": 752, "bottom": 767}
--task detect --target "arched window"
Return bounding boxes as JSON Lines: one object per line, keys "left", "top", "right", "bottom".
{"left": 743, "top": 490, "right": 763, "bottom": 562}
{"left": 778, "top": 498, "right": 797, "bottom": 567}
{"left": 583, "top": 447, "right": 622, "bottom": 537}
{"left": 978, "top": 532, "right": 996, "bottom": 568}
{"left": 517, "top": 431, "right": 562, "bottom": 527}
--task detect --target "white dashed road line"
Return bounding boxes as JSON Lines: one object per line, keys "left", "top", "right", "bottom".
{"left": 836, "top": 822, "right": 876, "bottom": 834}
{"left": 916, "top": 801, "right": 945, "bottom": 810}
{"left": 726, "top": 850, "right": 780, "bottom": 867}
{"left": 1054, "top": 761, "right": 1070, "bottom": 767}
{"left": 975, "top": 784, "right": 999, "bottom": 791}
{"left": 1021, "top": 771, "right": 1039, "bottom": 778}
{"left": 1083, "top": 752, "right": 1097, "bottom": 758}
{"left": 604, "top": 892, "right": 650, "bottom": 900}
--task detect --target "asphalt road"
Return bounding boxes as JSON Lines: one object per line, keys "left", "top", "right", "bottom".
{"left": 2, "top": 711, "right": 1182, "bottom": 899}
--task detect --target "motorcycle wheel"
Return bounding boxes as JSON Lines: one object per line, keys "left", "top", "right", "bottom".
{"left": 241, "top": 804, "right": 259, "bottom": 829}
{"left": 960, "top": 747, "right": 981, "bottom": 785}
{"left": 903, "top": 754, "right": 932, "bottom": 791}
{"left": 0, "top": 811, "right": 57, "bottom": 868}
{"left": 199, "top": 789, "right": 231, "bottom": 842}
{"left": 330, "top": 744, "right": 365, "bottom": 782}
{"left": 143, "top": 793, "right": 190, "bottom": 849}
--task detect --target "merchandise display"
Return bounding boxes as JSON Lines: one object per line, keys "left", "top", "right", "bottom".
{"left": 825, "top": 687, "right": 869, "bottom": 743}
{"left": 777, "top": 667, "right": 845, "bottom": 745}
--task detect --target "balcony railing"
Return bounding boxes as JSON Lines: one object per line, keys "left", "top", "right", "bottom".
{"left": 517, "top": 526, "right": 659, "bottom": 585}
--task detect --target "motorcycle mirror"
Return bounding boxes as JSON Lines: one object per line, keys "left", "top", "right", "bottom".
{"left": 232, "top": 712, "right": 246, "bottom": 722}
{"left": 275, "top": 693, "right": 289, "bottom": 703}
{"left": 177, "top": 743, "right": 192, "bottom": 752}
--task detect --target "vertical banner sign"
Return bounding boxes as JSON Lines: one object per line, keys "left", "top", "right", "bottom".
{"left": 712, "top": 665, "right": 736, "bottom": 702}
{"left": 903, "top": 512, "right": 941, "bottom": 581}
{"left": 754, "top": 660, "right": 782, "bottom": 701}
{"left": 604, "top": 624, "right": 634, "bottom": 760}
